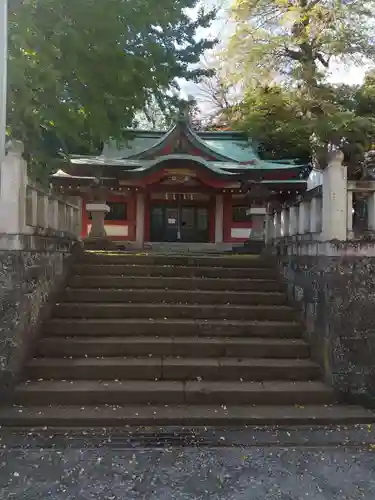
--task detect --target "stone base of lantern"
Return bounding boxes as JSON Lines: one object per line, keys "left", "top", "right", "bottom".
{"left": 232, "top": 240, "right": 265, "bottom": 255}
{"left": 84, "top": 237, "right": 118, "bottom": 251}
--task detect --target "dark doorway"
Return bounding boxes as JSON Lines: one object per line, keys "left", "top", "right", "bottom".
{"left": 150, "top": 199, "right": 209, "bottom": 242}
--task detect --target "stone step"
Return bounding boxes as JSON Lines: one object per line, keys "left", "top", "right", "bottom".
{"left": 1, "top": 404, "right": 373, "bottom": 427}
{"left": 53, "top": 303, "right": 298, "bottom": 321}
{"left": 73, "top": 264, "right": 278, "bottom": 280}
{"left": 25, "top": 357, "right": 320, "bottom": 381}
{"left": 61, "top": 288, "right": 288, "bottom": 305}
{"left": 80, "top": 253, "right": 273, "bottom": 268}
{"left": 46, "top": 319, "right": 303, "bottom": 338}
{"left": 37, "top": 336, "right": 310, "bottom": 358}
{"left": 9, "top": 249, "right": 368, "bottom": 429}
{"left": 68, "top": 275, "right": 284, "bottom": 292}
{"left": 14, "top": 380, "right": 335, "bottom": 405}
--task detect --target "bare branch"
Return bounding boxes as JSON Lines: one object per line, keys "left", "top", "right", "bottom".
{"left": 284, "top": 48, "right": 304, "bottom": 61}
{"left": 315, "top": 52, "right": 329, "bottom": 68}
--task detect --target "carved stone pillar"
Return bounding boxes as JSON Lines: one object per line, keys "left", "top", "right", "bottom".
{"left": 322, "top": 150, "right": 347, "bottom": 241}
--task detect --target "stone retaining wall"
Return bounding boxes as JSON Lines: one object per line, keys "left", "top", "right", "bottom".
{"left": 275, "top": 240, "right": 375, "bottom": 407}
{"left": 0, "top": 232, "right": 81, "bottom": 398}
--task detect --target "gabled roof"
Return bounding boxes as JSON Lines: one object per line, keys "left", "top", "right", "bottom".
{"left": 61, "top": 109, "right": 311, "bottom": 184}
{"left": 66, "top": 153, "right": 307, "bottom": 176}
{"left": 99, "top": 110, "right": 263, "bottom": 165}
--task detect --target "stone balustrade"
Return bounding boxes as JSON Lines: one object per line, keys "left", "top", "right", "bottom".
{"left": 0, "top": 141, "right": 82, "bottom": 250}
{"left": 25, "top": 182, "right": 81, "bottom": 237}
{"left": 265, "top": 151, "right": 375, "bottom": 407}
{"left": 267, "top": 152, "right": 375, "bottom": 250}
{"left": 0, "top": 141, "right": 83, "bottom": 395}
{"left": 266, "top": 185, "right": 323, "bottom": 243}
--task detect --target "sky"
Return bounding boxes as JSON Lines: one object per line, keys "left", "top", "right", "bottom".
{"left": 182, "top": 0, "right": 368, "bottom": 108}
{"left": 327, "top": 62, "right": 368, "bottom": 86}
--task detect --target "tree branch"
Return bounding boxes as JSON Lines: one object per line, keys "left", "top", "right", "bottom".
{"left": 315, "top": 52, "right": 329, "bottom": 68}
{"left": 284, "top": 48, "right": 303, "bottom": 61}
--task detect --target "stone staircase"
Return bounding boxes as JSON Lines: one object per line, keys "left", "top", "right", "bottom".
{"left": 0, "top": 252, "right": 373, "bottom": 427}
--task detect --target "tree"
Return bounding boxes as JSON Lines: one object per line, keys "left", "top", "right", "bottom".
{"left": 224, "top": 78, "right": 375, "bottom": 176}
{"left": 193, "top": 56, "right": 243, "bottom": 129}
{"left": 7, "top": 0, "right": 216, "bottom": 178}
{"left": 133, "top": 93, "right": 206, "bottom": 130}
{"left": 228, "top": 0, "right": 375, "bottom": 90}
{"left": 133, "top": 94, "right": 185, "bottom": 130}
{"left": 226, "top": 85, "right": 311, "bottom": 162}
{"left": 225, "top": 0, "right": 375, "bottom": 175}
{"left": 197, "top": 73, "right": 233, "bottom": 113}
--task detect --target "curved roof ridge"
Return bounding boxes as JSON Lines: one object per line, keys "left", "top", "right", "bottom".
{"left": 124, "top": 125, "right": 177, "bottom": 159}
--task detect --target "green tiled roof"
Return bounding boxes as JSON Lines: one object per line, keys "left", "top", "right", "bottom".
{"left": 102, "top": 135, "right": 163, "bottom": 159}
{"left": 101, "top": 133, "right": 300, "bottom": 170}
{"left": 63, "top": 154, "right": 309, "bottom": 184}
{"left": 201, "top": 139, "right": 258, "bottom": 163}
{"left": 62, "top": 117, "right": 310, "bottom": 182}
{"left": 101, "top": 126, "right": 259, "bottom": 164}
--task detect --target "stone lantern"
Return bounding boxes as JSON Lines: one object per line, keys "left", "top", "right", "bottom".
{"left": 84, "top": 178, "right": 117, "bottom": 250}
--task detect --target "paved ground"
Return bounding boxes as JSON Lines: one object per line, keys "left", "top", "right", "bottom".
{"left": 1, "top": 426, "right": 375, "bottom": 499}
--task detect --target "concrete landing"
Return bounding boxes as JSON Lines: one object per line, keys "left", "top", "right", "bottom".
{"left": 1, "top": 426, "right": 375, "bottom": 499}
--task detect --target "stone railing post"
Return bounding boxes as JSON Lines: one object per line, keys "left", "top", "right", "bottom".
{"left": 309, "top": 198, "right": 318, "bottom": 233}
{"left": 74, "top": 198, "right": 82, "bottom": 236}
{"left": 41, "top": 193, "right": 49, "bottom": 229}
{"left": 265, "top": 204, "right": 278, "bottom": 244}
{"left": 367, "top": 191, "right": 375, "bottom": 232}
{"left": 51, "top": 199, "right": 59, "bottom": 230}
{"left": 298, "top": 201, "right": 309, "bottom": 235}
{"left": 322, "top": 150, "right": 347, "bottom": 241}
{"left": 30, "top": 189, "right": 38, "bottom": 227}
{"left": 275, "top": 212, "right": 281, "bottom": 238}
{"left": 347, "top": 189, "right": 354, "bottom": 237}
{"left": 264, "top": 206, "right": 272, "bottom": 244}
{"left": 0, "top": 141, "right": 27, "bottom": 235}
{"left": 288, "top": 206, "right": 298, "bottom": 236}
{"left": 281, "top": 208, "right": 289, "bottom": 237}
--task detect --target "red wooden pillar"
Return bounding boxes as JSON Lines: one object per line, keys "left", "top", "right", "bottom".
{"left": 223, "top": 194, "right": 232, "bottom": 242}
{"left": 209, "top": 194, "right": 216, "bottom": 242}
{"left": 81, "top": 198, "right": 89, "bottom": 238}
{"left": 144, "top": 192, "right": 151, "bottom": 242}
{"left": 126, "top": 193, "right": 136, "bottom": 241}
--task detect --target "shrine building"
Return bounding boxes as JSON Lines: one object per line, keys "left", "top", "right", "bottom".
{"left": 51, "top": 112, "right": 310, "bottom": 248}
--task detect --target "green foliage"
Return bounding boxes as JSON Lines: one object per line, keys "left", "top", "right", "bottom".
{"left": 225, "top": 0, "right": 375, "bottom": 176}
{"left": 8, "top": 0, "right": 216, "bottom": 179}
{"left": 227, "top": 86, "right": 311, "bottom": 162}
{"left": 226, "top": 79, "right": 375, "bottom": 175}
{"left": 228, "top": 0, "right": 375, "bottom": 88}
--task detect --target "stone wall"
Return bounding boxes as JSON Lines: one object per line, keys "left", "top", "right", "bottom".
{"left": 0, "top": 231, "right": 81, "bottom": 398}
{"left": 276, "top": 240, "right": 375, "bottom": 407}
